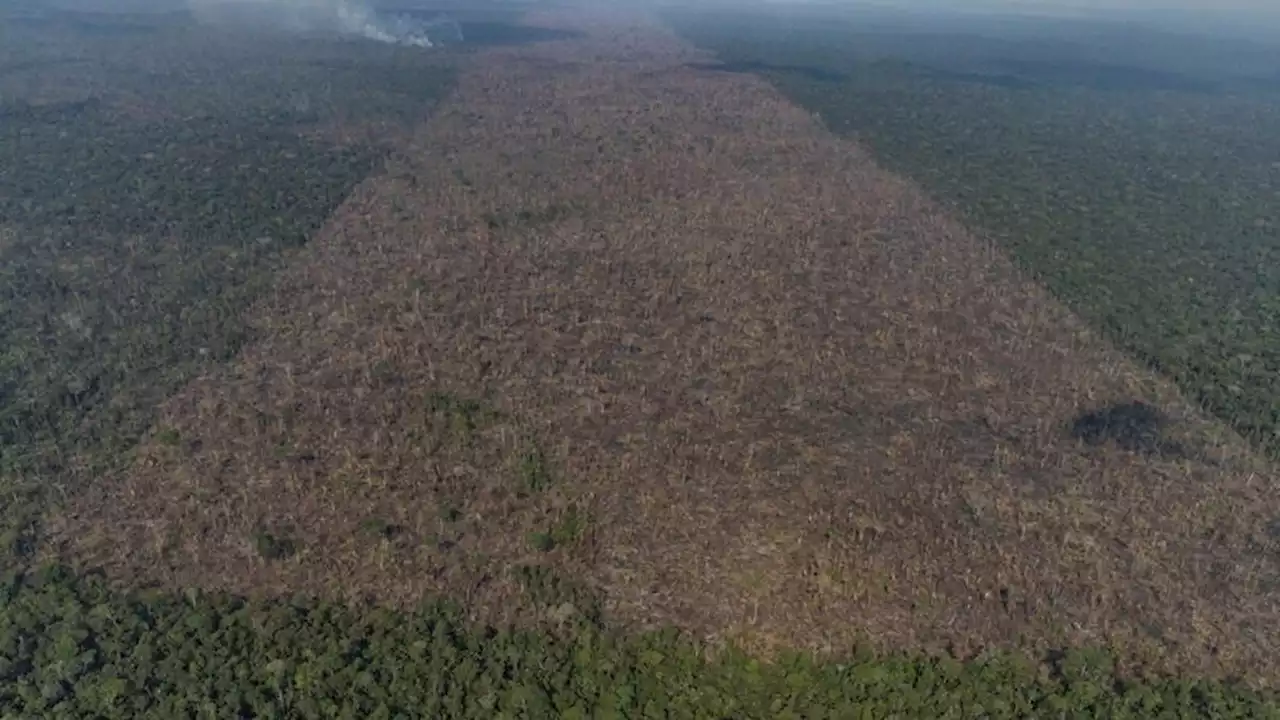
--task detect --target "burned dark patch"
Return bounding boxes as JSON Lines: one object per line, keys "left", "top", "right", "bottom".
{"left": 1070, "top": 401, "right": 1181, "bottom": 455}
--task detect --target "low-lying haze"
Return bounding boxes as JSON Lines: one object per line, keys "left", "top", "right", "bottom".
{"left": 186, "top": 0, "right": 443, "bottom": 46}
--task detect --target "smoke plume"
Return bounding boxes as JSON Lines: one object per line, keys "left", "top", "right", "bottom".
{"left": 187, "top": 0, "right": 457, "bottom": 47}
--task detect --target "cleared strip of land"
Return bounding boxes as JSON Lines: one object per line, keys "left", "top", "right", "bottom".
{"left": 51, "top": 9, "right": 1280, "bottom": 683}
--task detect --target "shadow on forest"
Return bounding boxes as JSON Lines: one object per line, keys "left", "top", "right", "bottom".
{"left": 1070, "top": 401, "right": 1186, "bottom": 456}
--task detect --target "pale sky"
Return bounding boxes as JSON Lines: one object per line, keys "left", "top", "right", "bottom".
{"left": 750, "top": 0, "right": 1270, "bottom": 17}
{"left": 741, "top": 0, "right": 1280, "bottom": 39}
{"left": 838, "top": 0, "right": 1280, "bottom": 30}
{"left": 857, "top": 0, "right": 1273, "bottom": 8}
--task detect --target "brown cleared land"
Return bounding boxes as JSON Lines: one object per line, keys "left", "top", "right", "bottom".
{"left": 49, "top": 9, "right": 1280, "bottom": 682}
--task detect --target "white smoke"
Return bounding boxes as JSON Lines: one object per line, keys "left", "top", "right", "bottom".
{"left": 187, "top": 0, "right": 458, "bottom": 47}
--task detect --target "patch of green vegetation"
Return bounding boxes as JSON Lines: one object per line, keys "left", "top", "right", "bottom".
{"left": 518, "top": 443, "right": 553, "bottom": 495}
{"left": 0, "top": 564, "right": 1276, "bottom": 717}
{"left": 0, "top": 475, "right": 41, "bottom": 561}
{"left": 153, "top": 428, "right": 182, "bottom": 448}
{"left": 529, "top": 506, "right": 585, "bottom": 552}
{"left": 481, "top": 202, "right": 578, "bottom": 230}
{"left": 359, "top": 517, "right": 404, "bottom": 541}
{"left": 251, "top": 528, "right": 297, "bottom": 561}
{"left": 528, "top": 530, "right": 557, "bottom": 553}
{"left": 451, "top": 166, "right": 474, "bottom": 188}
{"left": 438, "top": 502, "right": 463, "bottom": 523}
{"left": 426, "top": 392, "right": 498, "bottom": 446}
{"left": 668, "top": 9, "right": 1280, "bottom": 458}
{"left": 554, "top": 505, "right": 586, "bottom": 544}
{"left": 515, "top": 564, "right": 604, "bottom": 627}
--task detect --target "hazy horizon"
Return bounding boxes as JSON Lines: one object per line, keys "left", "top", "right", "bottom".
{"left": 25, "top": 0, "right": 1280, "bottom": 41}
{"left": 668, "top": 0, "right": 1280, "bottom": 43}
{"left": 755, "top": 0, "right": 1279, "bottom": 13}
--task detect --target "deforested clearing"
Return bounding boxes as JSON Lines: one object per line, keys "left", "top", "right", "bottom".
{"left": 16, "top": 3, "right": 1280, "bottom": 698}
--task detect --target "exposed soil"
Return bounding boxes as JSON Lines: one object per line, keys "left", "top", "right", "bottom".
{"left": 50, "top": 8, "right": 1280, "bottom": 684}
